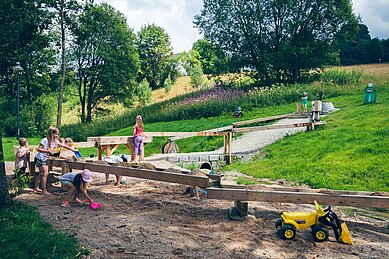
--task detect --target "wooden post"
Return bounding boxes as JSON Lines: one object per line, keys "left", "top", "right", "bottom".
{"left": 297, "top": 103, "right": 301, "bottom": 113}
{"left": 124, "top": 143, "right": 135, "bottom": 161}
{"left": 98, "top": 147, "right": 103, "bottom": 160}
{"left": 228, "top": 132, "right": 232, "bottom": 164}
{"left": 105, "top": 145, "right": 111, "bottom": 156}
{"left": 223, "top": 135, "right": 227, "bottom": 155}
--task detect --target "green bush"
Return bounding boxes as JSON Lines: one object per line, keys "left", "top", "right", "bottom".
{"left": 321, "top": 69, "right": 363, "bottom": 85}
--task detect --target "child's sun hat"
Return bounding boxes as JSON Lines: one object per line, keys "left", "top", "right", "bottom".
{"left": 81, "top": 169, "right": 93, "bottom": 183}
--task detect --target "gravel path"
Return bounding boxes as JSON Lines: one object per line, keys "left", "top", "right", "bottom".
{"left": 214, "top": 117, "right": 310, "bottom": 154}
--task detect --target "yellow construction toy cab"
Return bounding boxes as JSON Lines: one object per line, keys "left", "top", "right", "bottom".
{"left": 275, "top": 201, "right": 353, "bottom": 244}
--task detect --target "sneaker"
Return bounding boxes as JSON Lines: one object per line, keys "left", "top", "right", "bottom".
{"left": 61, "top": 201, "right": 71, "bottom": 208}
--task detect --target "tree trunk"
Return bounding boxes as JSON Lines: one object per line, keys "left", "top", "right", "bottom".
{"left": 56, "top": 2, "right": 66, "bottom": 129}
{"left": 0, "top": 135, "right": 11, "bottom": 209}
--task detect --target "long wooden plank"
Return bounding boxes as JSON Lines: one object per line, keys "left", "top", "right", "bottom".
{"left": 207, "top": 188, "right": 389, "bottom": 209}
{"left": 87, "top": 136, "right": 153, "bottom": 147}
{"left": 13, "top": 141, "right": 95, "bottom": 154}
{"left": 143, "top": 132, "right": 229, "bottom": 137}
{"left": 260, "top": 185, "right": 378, "bottom": 196}
{"left": 234, "top": 122, "right": 325, "bottom": 133}
{"left": 65, "top": 161, "right": 210, "bottom": 188}
{"left": 218, "top": 184, "right": 380, "bottom": 196}
{"left": 73, "top": 142, "right": 95, "bottom": 148}
{"left": 170, "top": 126, "right": 233, "bottom": 141}
{"left": 232, "top": 113, "right": 295, "bottom": 127}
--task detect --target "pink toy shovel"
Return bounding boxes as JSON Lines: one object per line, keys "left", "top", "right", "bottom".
{"left": 90, "top": 202, "right": 103, "bottom": 210}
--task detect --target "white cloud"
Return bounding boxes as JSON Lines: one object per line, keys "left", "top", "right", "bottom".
{"left": 95, "top": 0, "right": 203, "bottom": 53}
{"left": 94, "top": 0, "right": 389, "bottom": 53}
{"left": 352, "top": 0, "right": 389, "bottom": 39}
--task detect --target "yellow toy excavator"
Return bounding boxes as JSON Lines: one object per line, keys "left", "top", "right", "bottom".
{"left": 275, "top": 200, "right": 353, "bottom": 244}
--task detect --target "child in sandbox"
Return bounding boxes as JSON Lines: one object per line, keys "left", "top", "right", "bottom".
{"left": 60, "top": 169, "right": 96, "bottom": 208}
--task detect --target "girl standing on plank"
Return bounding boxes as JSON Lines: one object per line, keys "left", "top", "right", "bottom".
{"left": 133, "top": 115, "right": 144, "bottom": 162}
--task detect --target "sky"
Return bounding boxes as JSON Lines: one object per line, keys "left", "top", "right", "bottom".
{"left": 95, "top": 0, "right": 389, "bottom": 53}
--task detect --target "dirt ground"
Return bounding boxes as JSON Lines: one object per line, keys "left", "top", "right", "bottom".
{"left": 5, "top": 162, "right": 389, "bottom": 259}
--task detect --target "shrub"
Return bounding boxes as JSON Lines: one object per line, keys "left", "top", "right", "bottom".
{"left": 321, "top": 69, "right": 363, "bottom": 85}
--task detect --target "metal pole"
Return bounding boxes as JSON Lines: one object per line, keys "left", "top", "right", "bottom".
{"left": 16, "top": 72, "right": 20, "bottom": 140}
{"left": 13, "top": 62, "right": 23, "bottom": 140}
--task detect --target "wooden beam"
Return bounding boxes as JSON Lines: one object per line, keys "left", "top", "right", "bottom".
{"left": 232, "top": 113, "right": 295, "bottom": 127}
{"left": 87, "top": 136, "right": 153, "bottom": 147}
{"left": 259, "top": 185, "right": 379, "bottom": 196}
{"left": 73, "top": 142, "right": 95, "bottom": 148}
{"left": 207, "top": 188, "right": 389, "bottom": 209}
{"left": 143, "top": 132, "right": 229, "bottom": 137}
{"left": 170, "top": 126, "right": 233, "bottom": 141}
{"left": 234, "top": 122, "right": 325, "bottom": 133}
{"left": 60, "top": 160, "right": 210, "bottom": 188}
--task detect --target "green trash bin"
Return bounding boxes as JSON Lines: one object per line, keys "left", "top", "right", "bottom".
{"left": 364, "top": 83, "right": 376, "bottom": 104}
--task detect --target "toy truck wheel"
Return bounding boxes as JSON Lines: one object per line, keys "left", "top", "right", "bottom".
{"left": 312, "top": 225, "right": 329, "bottom": 242}
{"left": 278, "top": 224, "right": 296, "bottom": 240}
{"left": 275, "top": 218, "right": 283, "bottom": 232}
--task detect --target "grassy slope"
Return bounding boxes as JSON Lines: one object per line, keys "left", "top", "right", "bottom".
{"left": 225, "top": 90, "right": 388, "bottom": 191}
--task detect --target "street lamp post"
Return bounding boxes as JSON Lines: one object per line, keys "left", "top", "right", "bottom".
{"left": 13, "top": 62, "right": 24, "bottom": 140}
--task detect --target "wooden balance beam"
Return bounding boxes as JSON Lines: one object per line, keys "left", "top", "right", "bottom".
{"left": 47, "top": 159, "right": 221, "bottom": 188}
{"left": 233, "top": 121, "right": 325, "bottom": 133}
{"left": 207, "top": 187, "right": 389, "bottom": 209}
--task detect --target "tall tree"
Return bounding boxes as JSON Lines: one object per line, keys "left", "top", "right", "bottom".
{"left": 70, "top": 3, "right": 139, "bottom": 123}
{"left": 192, "top": 39, "right": 230, "bottom": 75}
{"left": 137, "top": 24, "right": 175, "bottom": 90}
{"left": 0, "top": 0, "right": 55, "bottom": 137}
{"left": 195, "top": 0, "right": 358, "bottom": 84}
{"left": 49, "top": 0, "right": 80, "bottom": 129}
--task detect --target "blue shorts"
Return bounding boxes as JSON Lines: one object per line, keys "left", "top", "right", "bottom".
{"left": 34, "top": 157, "right": 47, "bottom": 167}
{"left": 60, "top": 179, "right": 72, "bottom": 187}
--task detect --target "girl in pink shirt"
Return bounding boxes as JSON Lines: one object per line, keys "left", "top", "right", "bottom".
{"left": 133, "top": 115, "right": 144, "bottom": 162}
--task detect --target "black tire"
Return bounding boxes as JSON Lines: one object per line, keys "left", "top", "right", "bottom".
{"left": 162, "top": 141, "right": 179, "bottom": 154}
{"left": 312, "top": 225, "right": 329, "bottom": 242}
{"left": 278, "top": 224, "right": 296, "bottom": 240}
{"left": 275, "top": 218, "right": 283, "bottom": 231}
{"left": 233, "top": 112, "right": 243, "bottom": 118}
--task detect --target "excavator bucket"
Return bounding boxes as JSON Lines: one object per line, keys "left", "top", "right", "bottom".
{"left": 339, "top": 222, "right": 353, "bottom": 245}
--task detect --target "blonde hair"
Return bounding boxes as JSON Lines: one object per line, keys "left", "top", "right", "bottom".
{"left": 19, "top": 137, "right": 28, "bottom": 147}
{"left": 47, "top": 126, "right": 59, "bottom": 148}
{"left": 136, "top": 115, "right": 144, "bottom": 129}
{"left": 64, "top": 137, "right": 73, "bottom": 144}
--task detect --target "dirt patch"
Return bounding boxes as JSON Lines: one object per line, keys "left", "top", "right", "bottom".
{"left": 5, "top": 162, "right": 389, "bottom": 258}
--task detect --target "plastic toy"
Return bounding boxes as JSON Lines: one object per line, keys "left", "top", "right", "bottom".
{"left": 74, "top": 150, "right": 82, "bottom": 158}
{"left": 90, "top": 202, "right": 103, "bottom": 210}
{"left": 275, "top": 200, "right": 352, "bottom": 244}
{"left": 233, "top": 106, "right": 243, "bottom": 118}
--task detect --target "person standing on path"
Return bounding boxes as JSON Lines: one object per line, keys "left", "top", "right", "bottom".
{"left": 302, "top": 92, "right": 308, "bottom": 112}
{"left": 132, "top": 115, "right": 144, "bottom": 162}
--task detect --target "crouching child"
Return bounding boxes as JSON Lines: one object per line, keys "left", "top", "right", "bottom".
{"left": 60, "top": 169, "right": 95, "bottom": 208}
